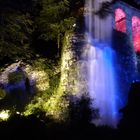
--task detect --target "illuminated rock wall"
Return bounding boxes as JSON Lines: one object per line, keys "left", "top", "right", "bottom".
{"left": 59, "top": 32, "right": 88, "bottom": 96}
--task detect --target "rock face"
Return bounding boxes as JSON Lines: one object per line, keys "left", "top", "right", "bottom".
{"left": 0, "top": 61, "right": 27, "bottom": 96}
{"left": 0, "top": 61, "right": 49, "bottom": 92}
{"left": 0, "top": 61, "right": 49, "bottom": 111}
{"left": 0, "top": 61, "right": 30, "bottom": 110}
{"left": 59, "top": 32, "right": 89, "bottom": 97}
{"left": 0, "top": 61, "right": 21, "bottom": 85}
{"left": 41, "top": 32, "right": 90, "bottom": 120}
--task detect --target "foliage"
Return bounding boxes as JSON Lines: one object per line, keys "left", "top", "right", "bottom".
{"left": 0, "top": 0, "right": 84, "bottom": 63}
{"left": 36, "top": 0, "right": 75, "bottom": 41}
{"left": 23, "top": 58, "right": 63, "bottom": 118}
{"left": 31, "top": 58, "right": 60, "bottom": 93}
{"left": 0, "top": 88, "right": 6, "bottom": 99}
{"left": 32, "top": 0, "right": 84, "bottom": 58}
{"left": 67, "top": 95, "right": 99, "bottom": 126}
{"left": 23, "top": 93, "right": 69, "bottom": 121}
{"left": 0, "top": 2, "right": 34, "bottom": 63}
{"left": 0, "top": 0, "right": 84, "bottom": 121}
{"left": 8, "top": 71, "right": 23, "bottom": 84}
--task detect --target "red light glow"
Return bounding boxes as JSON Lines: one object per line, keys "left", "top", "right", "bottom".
{"left": 132, "top": 16, "right": 140, "bottom": 52}
{"left": 115, "top": 8, "right": 126, "bottom": 33}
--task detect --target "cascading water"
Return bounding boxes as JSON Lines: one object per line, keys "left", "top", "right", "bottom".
{"left": 85, "top": 0, "right": 120, "bottom": 127}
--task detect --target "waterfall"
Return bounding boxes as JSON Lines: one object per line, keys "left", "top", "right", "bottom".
{"left": 84, "top": 0, "right": 119, "bottom": 127}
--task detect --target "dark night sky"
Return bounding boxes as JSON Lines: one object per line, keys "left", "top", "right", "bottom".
{"left": 122, "top": 0, "right": 140, "bottom": 9}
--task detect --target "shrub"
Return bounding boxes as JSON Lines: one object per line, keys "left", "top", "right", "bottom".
{"left": 8, "top": 71, "right": 23, "bottom": 84}
{"left": 0, "top": 88, "right": 6, "bottom": 99}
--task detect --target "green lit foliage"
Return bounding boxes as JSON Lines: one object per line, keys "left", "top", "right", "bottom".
{"left": 36, "top": 0, "right": 75, "bottom": 41}
{"left": 0, "top": 0, "right": 85, "bottom": 121}
{"left": 33, "top": 0, "right": 83, "bottom": 58}
{"left": 24, "top": 93, "right": 69, "bottom": 121}
{"left": 0, "top": 0, "right": 84, "bottom": 62}
{"left": 0, "top": 0, "right": 35, "bottom": 63}
{"left": 32, "top": 58, "right": 60, "bottom": 93}
{"left": 0, "top": 14, "right": 33, "bottom": 60}
{"left": 23, "top": 58, "right": 64, "bottom": 119}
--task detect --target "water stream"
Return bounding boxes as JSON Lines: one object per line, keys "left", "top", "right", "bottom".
{"left": 85, "top": 0, "right": 119, "bottom": 127}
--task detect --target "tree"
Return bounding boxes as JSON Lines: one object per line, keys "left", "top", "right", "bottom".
{"left": 33, "top": 0, "right": 84, "bottom": 57}
{"left": 0, "top": 0, "right": 36, "bottom": 64}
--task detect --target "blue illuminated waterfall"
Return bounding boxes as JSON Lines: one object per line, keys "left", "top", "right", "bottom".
{"left": 85, "top": 0, "right": 119, "bottom": 127}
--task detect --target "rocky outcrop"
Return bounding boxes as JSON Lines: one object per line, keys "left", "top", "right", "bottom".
{"left": 0, "top": 61, "right": 21, "bottom": 85}
{"left": 0, "top": 61, "right": 49, "bottom": 99}
{"left": 59, "top": 31, "right": 88, "bottom": 96}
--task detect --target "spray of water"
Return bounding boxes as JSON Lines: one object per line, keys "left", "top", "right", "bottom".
{"left": 84, "top": 0, "right": 119, "bottom": 127}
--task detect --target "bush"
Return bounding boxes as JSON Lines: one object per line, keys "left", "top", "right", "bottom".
{"left": 8, "top": 71, "right": 23, "bottom": 84}
{"left": 0, "top": 88, "right": 6, "bottom": 99}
